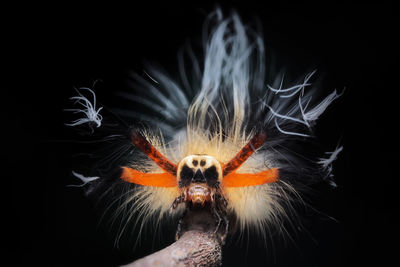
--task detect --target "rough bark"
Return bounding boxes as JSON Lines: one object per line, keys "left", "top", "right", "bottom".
{"left": 122, "top": 206, "right": 223, "bottom": 267}
{"left": 123, "top": 230, "right": 221, "bottom": 267}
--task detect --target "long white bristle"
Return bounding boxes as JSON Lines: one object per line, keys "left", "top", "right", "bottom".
{"left": 65, "top": 87, "right": 103, "bottom": 128}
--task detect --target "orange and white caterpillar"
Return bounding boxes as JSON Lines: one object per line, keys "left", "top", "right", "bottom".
{"left": 67, "top": 9, "right": 342, "bottom": 245}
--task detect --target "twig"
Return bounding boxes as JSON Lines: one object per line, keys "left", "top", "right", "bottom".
{"left": 122, "top": 207, "right": 222, "bottom": 267}
{"left": 123, "top": 230, "right": 221, "bottom": 267}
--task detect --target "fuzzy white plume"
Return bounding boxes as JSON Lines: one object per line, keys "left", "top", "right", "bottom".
{"left": 318, "top": 146, "right": 343, "bottom": 187}
{"left": 68, "top": 171, "right": 100, "bottom": 187}
{"left": 65, "top": 87, "right": 103, "bottom": 128}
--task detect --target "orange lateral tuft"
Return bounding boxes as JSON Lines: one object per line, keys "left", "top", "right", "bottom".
{"left": 222, "top": 168, "right": 279, "bottom": 187}
{"left": 121, "top": 167, "right": 177, "bottom": 187}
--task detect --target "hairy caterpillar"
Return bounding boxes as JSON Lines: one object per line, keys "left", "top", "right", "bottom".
{"left": 67, "top": 9, "right": 342, "bottom": 247}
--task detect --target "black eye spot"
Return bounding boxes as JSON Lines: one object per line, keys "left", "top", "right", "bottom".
{"left": 200, "top": 160, "right": 206, "bottom": 166}
{"left": 179, "top": 165, "right": 193, "bottom": 187}
{"left": 192, "top": 169, "right": 205, "bottom": 183}
{"left": 204, "top": 166, "right": 219, "bottom": 187}
{"left": 192, "top": 160, "right": 198, "bottom": 166}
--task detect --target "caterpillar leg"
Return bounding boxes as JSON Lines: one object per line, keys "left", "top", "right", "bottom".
{"left": 218, "top": 195, "right": 229, "bottom": 242}
{"left": 212, "top": 204, "right": 222, "bottom": 235}
{"left": 172, "top": 194, "right": 186, "bottom": 241}
{"left": 171, "top": 194, "right": 185, "bottom": 210}
{"left": 212, "top": 194, "right": 229, "bottom": 244}
{"left": 220, "top": 213, "right": 229, "bottom": 244}
{"left": 175, "top": 209, "right": 187, "bottom": 241}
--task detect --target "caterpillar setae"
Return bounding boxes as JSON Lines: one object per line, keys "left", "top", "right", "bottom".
{"left": 67, "top": 9, "right": 342, "bottom": 248}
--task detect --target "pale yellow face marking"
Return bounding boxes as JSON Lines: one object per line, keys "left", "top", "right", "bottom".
{"left": 176, "top": 155, "right": 223, "bottom": 182}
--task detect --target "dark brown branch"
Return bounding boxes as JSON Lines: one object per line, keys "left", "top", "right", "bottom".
{"left": 122, "top": 207, "right": 222, "bottom": 267}
{"left": 123, "top": 230, "right": 221, "bottom": 267}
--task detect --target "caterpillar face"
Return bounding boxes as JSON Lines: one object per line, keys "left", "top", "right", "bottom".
{"left": 177, "top": 155, "right": 223, "bottom": 206}
{"left": 177, "top": 155, "right": 223, "bottom": 188}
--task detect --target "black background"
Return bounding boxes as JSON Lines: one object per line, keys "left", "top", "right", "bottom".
{"left": 6, "top": 2, "right": 396, "bottom": 266}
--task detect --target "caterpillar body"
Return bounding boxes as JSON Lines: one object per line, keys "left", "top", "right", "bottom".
{"left": 68, "top": 9, "right": 342, "bottom": 247}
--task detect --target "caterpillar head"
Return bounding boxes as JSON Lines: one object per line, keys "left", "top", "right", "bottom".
{"left": 177, "top": 155, "right": 223, "bottom": 187}
{"left": 176, "top": 155, "right": 223, "bottom": 206}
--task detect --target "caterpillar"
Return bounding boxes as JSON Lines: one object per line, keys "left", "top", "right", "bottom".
{"left": 67, "top": 9, "right": 342, "bottom": 247}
